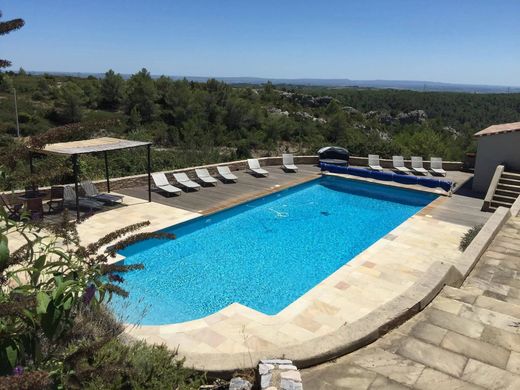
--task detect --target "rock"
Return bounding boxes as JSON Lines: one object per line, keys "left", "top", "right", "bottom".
{"left": 260, "top": 359, "right": 293, "bottom": 365}
{"left": 259, "top": 363, "right": 274, "bottom": 375}
{"left": 343, "top": 106, "right": 360, "bottom": 114}
{"left": 278, "top": 364, "right": 297, "bottom": 371}
{"left": 396, "top": 109, "right": 428, "bottom": 124}
{"left": 260, "top": 373, "right": 272, "bottom": 389}
{"left": 229, "top": 377, "right": 252, "bottom": 390}
{"left": 280, "top": 370, "right": 301, "bottom": 382}
{"left": 280, "top": 379, "right": 303, "bottom": 390}
{"left": 378, "top": 113, "right": 394, "bottom": 125}
{"left": 364, "top": 110, "right": 380, "bottom": 119}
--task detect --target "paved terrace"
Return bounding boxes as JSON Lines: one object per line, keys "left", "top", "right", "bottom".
{"left": 5, "top": 163, "right": 492, "bottom": 374}
{"left": 302, "top": 212, "right": 520, "bottom": 389}
{"left": 101, "top": 165, "right": 489, "bottom": 372}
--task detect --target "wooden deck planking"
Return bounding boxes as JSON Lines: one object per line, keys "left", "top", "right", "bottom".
{"left": 119, "top": 164, "right": 488, "bottom": 227}
{"left": 119, "top": 165, "right": 322, "bottom": 213}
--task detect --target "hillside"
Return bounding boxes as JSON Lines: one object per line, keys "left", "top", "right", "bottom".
{"left": 1, "top": 68, "right": 520, "bottom": 189}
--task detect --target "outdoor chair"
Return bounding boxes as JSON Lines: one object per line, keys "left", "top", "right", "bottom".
{"left": 46, "top": 186, "right": 64, "bottom": 213}
{"left": 430, "top": 157, "right": 447, "bottom": 176}
{"left": 282, "top": 154, "right": 298, "bottom": 172}
{"left": 1, "top": 194, "right": 23, "bottom": 221}
{"left": 195, "top": 169, "right": 218, "bottom": 186}
{"left": 392, "top": 156, "right": 411, "bottom": 174}
{"left": 247, "top": 159, "right": 269, "bottom": 177}
{"left": 216, "top": 166, "right": 238, "bottom": 183}
{"left": 368, "top": 154, "right": 383, "bottom": 171}
{"left": 411, "top": 156, "right": 429, "bottom": 175}
{"left": 173, "top": 173, "right": 201, "bottom": 191}
{"left": 81, "top": 180, "right": 123, "bottom": 204}
{"left": 63, "top": 185, "right": 103, "bottom": 211}
{"left": 151, "top": 172, "right": 182, "bottom": 196}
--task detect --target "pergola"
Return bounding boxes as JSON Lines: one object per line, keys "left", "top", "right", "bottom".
{"left": 30, "top": 137, "right": 152, "bottom": 220}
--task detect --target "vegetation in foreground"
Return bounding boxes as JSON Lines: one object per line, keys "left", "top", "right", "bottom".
{"left": 0, "top": 209, "right": 206, "bottom": 389}
{"left": 459, "top": 224, "right": 484, "bottom": 252}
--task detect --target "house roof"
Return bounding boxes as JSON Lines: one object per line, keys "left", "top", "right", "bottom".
{"left": 474, "top": 121, "right": 520, "bottom": 137}
{"left": 34, "top": 137, "right": 151, "bottom": 155}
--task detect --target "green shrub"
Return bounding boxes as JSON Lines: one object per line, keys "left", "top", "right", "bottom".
{"left": 81, "top": 340, "right": 205, "bottom": 390}
{"left": 459, "top": 224, "right": 483, "bottom": 251}
{"left": 0, "top": 210, "right": 179, "bottom": 387}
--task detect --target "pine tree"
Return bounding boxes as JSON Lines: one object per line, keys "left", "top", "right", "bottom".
{"left": 0, "top": 10, "right": 25, "bottom": 68}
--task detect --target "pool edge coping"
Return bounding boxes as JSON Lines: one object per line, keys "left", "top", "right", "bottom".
{"left": 119, "top": 173, "right": 441, "bottom": 328}
{"left": 174, "top": 206, "right": 510, "bottom": 376}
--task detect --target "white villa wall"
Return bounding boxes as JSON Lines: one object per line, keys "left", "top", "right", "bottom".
{"left": 473, "top": 132, "right": 520, "bottom": 193}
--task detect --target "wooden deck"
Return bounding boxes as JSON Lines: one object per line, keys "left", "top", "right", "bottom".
{"left": 118, "top": 164, "right": 488, "bottom": 228}
{"left": 119, "top": 164, "right": 322, "bottom": 214}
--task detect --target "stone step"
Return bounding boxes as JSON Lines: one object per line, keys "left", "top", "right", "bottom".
{"left": 440, "top": 286, "right": 480, "bottom": 304}
{"left": 495, "top": 188, "right": 520, "bottom": 198}
{"left": 499, "top": 177, "right": 520, "bottom": 187}
{"left": 492, "top": 194, "right": 517, "bottom": 204}
{"left": 502, "top": 171, "right": 520, "bottom": 180}
{"left": 491, "top": 200, "right": 514, "bottom": 209}
{"left": 496, "top": 183, "right": 520, "bottom": 194}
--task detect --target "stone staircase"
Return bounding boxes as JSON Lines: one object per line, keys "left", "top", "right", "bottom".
{"left": 492, "top": 171, "right": 520, "bottom": 209}
{"left": 487, "top": 170, "right": 520, "bottom": 212}
{"left": 302, "top": 215, "right": 520, "bottom": 389}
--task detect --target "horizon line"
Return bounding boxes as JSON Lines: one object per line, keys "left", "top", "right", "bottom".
{"left": 14, "top": 69, "right": 520, "bottom": 90}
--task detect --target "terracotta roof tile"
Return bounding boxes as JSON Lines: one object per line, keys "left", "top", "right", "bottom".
{"left": 474, "top": 121, "right": 520, "bottom": 137}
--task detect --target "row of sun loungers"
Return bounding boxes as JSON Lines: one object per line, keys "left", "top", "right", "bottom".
{"left": 368, "top": 155, "right": 447, "bottom": 176}
{"left": 151, "top": 155, "right": 299, "bottom": 197}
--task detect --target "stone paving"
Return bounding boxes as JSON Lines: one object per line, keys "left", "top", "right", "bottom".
{"left": 301, "top": 214, "right": 520, "bottom": 390}
{"left": 4, "top": 165, "right": 490, "bottom": 374}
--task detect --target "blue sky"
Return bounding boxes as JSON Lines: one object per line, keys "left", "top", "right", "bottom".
{"left": 2, "top": 0, "right": 520, "bottom": 85}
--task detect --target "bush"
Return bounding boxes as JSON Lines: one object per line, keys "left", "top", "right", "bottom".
{"left": 0, "top": 210, "right": 184, "bottom": 387}
{"left": 82, "top": 340, "right": 205, "bottom": 389}
{"left": 459, "top": 224, "right": 483, "bottom": 251}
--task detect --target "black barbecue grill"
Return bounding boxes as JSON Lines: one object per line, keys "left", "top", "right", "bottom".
{"left": 317, "top": 146, "right": 350, "bottom": 166}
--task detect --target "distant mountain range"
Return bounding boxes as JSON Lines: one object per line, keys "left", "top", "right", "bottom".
{"left": 28, "top": 71, "right": 520, "bottom": 93}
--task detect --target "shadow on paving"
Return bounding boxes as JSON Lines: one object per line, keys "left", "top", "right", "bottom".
{"left": 301, "top": 215, "right": 520, "bottom": 389}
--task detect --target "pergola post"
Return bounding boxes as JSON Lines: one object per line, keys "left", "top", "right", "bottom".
{"left": 29, "top": 151, "right": 34, "bottom": 175}
{"left": 28, "top": 151, "right": 35, "bottom": 191}
{"left": 103, "top": 151, "right": 110, "bottom": 193}
{"left": 71, "top": 154, "right": 80, "bottom": 221}
{"left": 147, "top": 144, "right": 151, "bottom": 202}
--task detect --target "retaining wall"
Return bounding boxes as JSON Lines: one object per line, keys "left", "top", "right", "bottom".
{"left": 1, "top": 155, "right": 463, "bottom": 204}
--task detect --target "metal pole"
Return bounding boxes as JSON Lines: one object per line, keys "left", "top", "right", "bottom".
{"left": 147, "top": 144, "right": 151, "bottom": 202}
{"left": 29, "top": 151, "right": 35, "bottom": 191}
{"left": 29, "top": 151, "right": 34, "bottom": 174}
{"left": 104, "top": 151, "right": 110, "bottom": 193}
{"left": 14, "top": 88, "right": 20, "bottom": 137}
{"left": 72, "top": 154, "right": 80, "bottom": 220}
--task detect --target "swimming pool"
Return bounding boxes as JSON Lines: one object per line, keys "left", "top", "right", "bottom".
{"left": 112, "top": 176, "right": 437, "bottom": 325}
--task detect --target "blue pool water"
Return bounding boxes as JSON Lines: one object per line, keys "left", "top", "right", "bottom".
{"left": 111, "top": 176, "right": 436, "bottom": 325}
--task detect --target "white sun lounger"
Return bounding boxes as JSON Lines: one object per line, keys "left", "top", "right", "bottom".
{"left": 81, "top": 180, "right": 123, "bottom": 204}
{"left": 392, "top": 156, "right": 411, "bottom": 173}
{"left": 152, "top": 172, "right": 182, "bottom": 196}
{"left": 368, "top": 154, "right": 383, "bottom": 171}
{"left": 411, "top": 156, "right": 428, "bottom": 175}
{"left": 217, "top": 166, "right": 238, "bottom": 182}
{"left": 430, "top": 157, "right": 447, "bottom": 176}
{"left": 247, "top": 159, "right": 269, "bottom": 177}
{"left": 195, "top": 168, "right": 218, "bottom": 186}
{"left": 282, "top": 154, "right": 298, "bottom": 172}
{"left": 173, "top": 172, "right": 201, "bottom": 190}
{"left": 64, "top": 185, "right": 104, "bottom": 210}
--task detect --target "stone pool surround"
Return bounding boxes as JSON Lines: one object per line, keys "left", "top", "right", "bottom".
{"left": 122, "top": 173, "right": 491, "bottom": 377}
